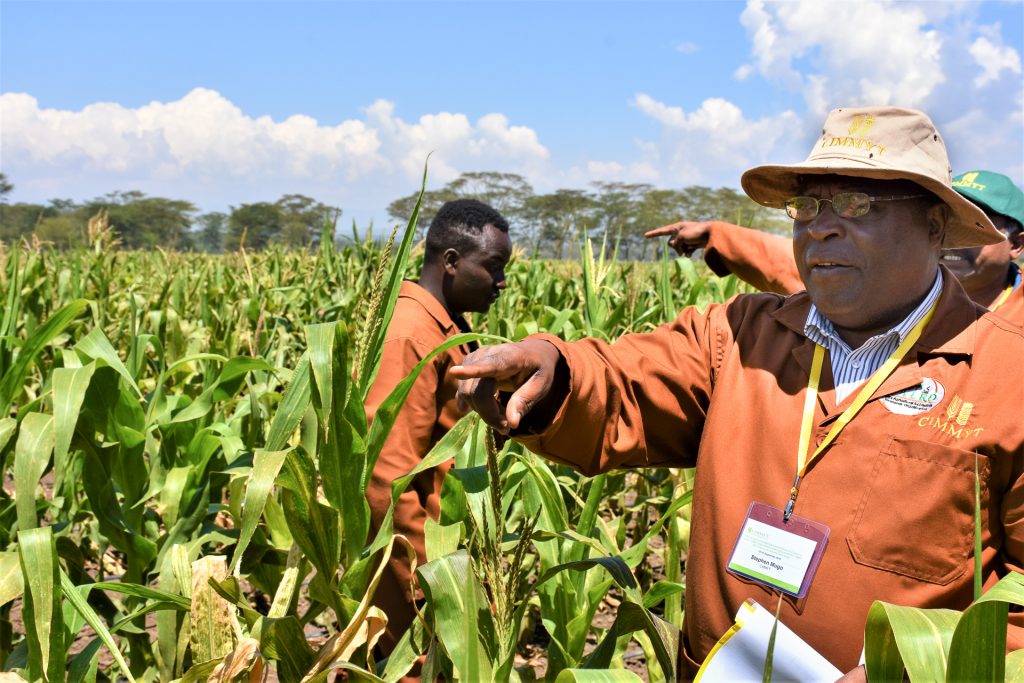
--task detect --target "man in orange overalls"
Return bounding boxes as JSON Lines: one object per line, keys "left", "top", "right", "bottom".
{"left": 645, "top": 169, "right": 1023, "bottom": 321}
{"left": 451, "top": 106, "right": 1024, "bottom": 679}
{"left": 365, "top": 198, "right": 512, "bottom": 659}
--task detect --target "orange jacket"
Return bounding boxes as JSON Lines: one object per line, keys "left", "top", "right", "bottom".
{"left": 517, "top": 273, "right": 1024, "bottom": 672}
{"left": 702, "top": 221, "right": 1024, "bottom": 325}
{"left": 703, "top": 221, "right": 803, "bottom": 295}
{"left": 365, "top": 280, "right": 473, "bottom": 643}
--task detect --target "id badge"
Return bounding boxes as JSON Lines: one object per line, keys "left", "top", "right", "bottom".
{"left": 726, "top": 501, "right": 829, "bottom": 598}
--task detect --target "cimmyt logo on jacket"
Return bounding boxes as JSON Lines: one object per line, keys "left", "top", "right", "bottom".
{"left": 946, "top": 395, "right": 974, "bottom": 426}
{"left": 917, "top": 393, "right": 983, "bottom": 439}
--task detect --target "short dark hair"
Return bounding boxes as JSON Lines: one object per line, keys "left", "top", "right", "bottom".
{"left": 425, "top": 199, "right": 509, "bottom": 261}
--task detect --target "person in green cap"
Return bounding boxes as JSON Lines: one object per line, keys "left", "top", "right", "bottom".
{"left": 943, "top": 170, "right": 1024, "bottom": 316}
{"left": 646, "top": 169, "right": 1024, "bottom": 321}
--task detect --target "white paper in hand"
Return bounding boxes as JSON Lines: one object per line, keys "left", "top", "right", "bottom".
{"left": 694, "top": 599, "right": 843, "bottom": 682}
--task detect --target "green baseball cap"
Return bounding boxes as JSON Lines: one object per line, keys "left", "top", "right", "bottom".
{"left": 952, "top": 170, "right": 1024, "bottom": 227}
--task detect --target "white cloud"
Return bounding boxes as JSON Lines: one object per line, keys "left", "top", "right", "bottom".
{"left": 1, "top": 89, "right": 551, "bottom": 185}
{"left": 731, "top": 0, "right": 1023, "bottom": 182}
{"left": 629, "top": 95, "right": 805, "bottom": 186}
{"left": 0, "top": 88, "right": 552, "bottom": 222}
{"left": 675, "top": 41, "right": 700, "bottom": 55}
{"left": 1, "top": 88, "right": 388, "bottom": 184}
{"left": 969, "top": 36, "right": 1022, "bottom": 88}
{"left": 737, "top": 0, "right": 945, "bottom": 116}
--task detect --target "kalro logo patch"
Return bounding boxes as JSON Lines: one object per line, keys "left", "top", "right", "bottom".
{"left": 880, "top": 378, "right": 945, "bottom": 415}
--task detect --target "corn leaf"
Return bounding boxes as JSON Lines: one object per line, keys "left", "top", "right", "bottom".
{"left": 73, "top": 327, "right": 142, "bottom": 398}
{"left": 948, "top": 572, "right": 1024, "bottom": 682}
{"left": 975, "top": 570, "right": 1024, "bottom": 607}
{"left": 306, "top": 322, "right": 339, "bottom": 430}
{"left": 618, "top": 489, "right": 693, "bottom": 567}
{"left": 0, "top": 298, "right": 90, "bottom": 415}
{"left": 256, "top": 615, "right": 316, "bottom": 683}
{"left": 18, "top": 527, "right": 65, "bottom": 682}
{"left": 189, "top": 556, "right": 237, "bottom": 664}
{"left": 537, "top": 556, "right": 639, "bottom": 600}
{"left": 1005, "top": 649, "right": 1024, "bottom": 681}
{"left": 84, "top": 581, "right": 190, "bottom": 608}
{"left": 13, "top": 412, "right": 54, "bottom": 532}
{"left": 581, "top": 600, "right": 677, "bottom": 680}
{"left": 0, "top": 416, "right": 17, "bottom": 455}
{"left": 864, "top": 601, "right": 959, "bottom": 682}
{"left": 66, "top": 638, "right": 101, "bottom": 683}
{"left": 79, "top": 442, "right": 158, "bottom": 567}
{"left": 51, "top": 362, "right": 96, "bottom": 487}
{"left": 418, "top": 550, "right": 495, "bottom": 682}
{"left": 0, "top": 551, "right": 23, "bottom": 606}
{"left": 554, "top": 671, "right": 644, "bottom": 682}
{"left": 945, "top": 600, "right": 1005, "bottom": 682}
{"left": 641, "top": 580, "right": 685, "bottom": 610}
{"left": 265, "top": 353, "right": 312, "bottom": 452}
{"left": 232, "top": 447, "right": 292, "bottom": 574}
{"left": 59, "top": 571, "right": 137, "bottom": 683}
{"left": 303, "top": 535, "right": 412, "bottom": 681}
{"left": 379, "top": 613, "right": 428, "bottom": 683}
{"left": 277, "top": 446, "right": 340, "bottom": 583}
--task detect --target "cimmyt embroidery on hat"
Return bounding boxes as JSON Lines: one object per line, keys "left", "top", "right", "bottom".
{"left": 816, "top": 114, "right": 886, "bottom": 156}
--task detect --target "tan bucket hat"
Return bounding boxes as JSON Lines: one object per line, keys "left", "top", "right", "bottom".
{"left": 741, "top": 106, "right": 1003, "bottom": 248}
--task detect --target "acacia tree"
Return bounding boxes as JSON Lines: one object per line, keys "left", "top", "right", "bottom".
{"left": 387, "top": 171, "right": 535, "bottom": 241}
{"left": 276, "top": 194, "right": 341, "bottom": 248}
{"left": 194, "top": 212, "right": 228, "bottom": 253}
{"left": 226, "top": 202, "right": 283, "bottom": 250}
{"left": 522, "top": 190, "right": 597, "bottom": 258}
{"left": 82, "top": 191, "right": 197, "bottom": 249}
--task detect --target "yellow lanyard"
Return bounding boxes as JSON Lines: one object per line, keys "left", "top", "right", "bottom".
{"left": 783, "top": 298, "right": 940, "bottom": 521}
{"left": 990, "top": 284, "right": 1014, "bottom": 312}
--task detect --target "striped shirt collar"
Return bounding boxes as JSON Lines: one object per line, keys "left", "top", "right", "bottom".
{"left": 804, "top": 269, "right": 943, "bottom": 402}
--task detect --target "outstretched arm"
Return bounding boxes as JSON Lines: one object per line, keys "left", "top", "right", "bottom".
{"left": 452, "top": 304, "right": 721, "bottom": 475}
{"left": 646, "top": 221, "right": 804, "bottom": 295}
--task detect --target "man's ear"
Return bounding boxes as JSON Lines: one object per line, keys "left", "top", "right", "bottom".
{"left": 926, "top": 203, "right": 950, "bottom": 248}
{"left": 442, "top": 248, "right": 460, "bottom": 275}
{"left": 1010, "top": 230, "right": 1024, "bottom": 260}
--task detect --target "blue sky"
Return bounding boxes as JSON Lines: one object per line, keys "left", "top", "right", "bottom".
{"left": 2, "top": 1, "right": 1022, "bottom": 227}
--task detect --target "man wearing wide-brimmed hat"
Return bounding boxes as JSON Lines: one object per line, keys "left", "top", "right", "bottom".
{"left": 450, "top": 106, "right": 1024, "bottom": 676}
{"left": 644, "top": 166, "right": 1024, "bottom": 321}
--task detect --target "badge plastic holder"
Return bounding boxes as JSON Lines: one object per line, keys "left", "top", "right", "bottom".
{"left": 726, "top": 501, "right": 829, "bottom": 599}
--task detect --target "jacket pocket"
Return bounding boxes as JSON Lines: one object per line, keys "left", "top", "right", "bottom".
{"left": 847, "top": 436, "right": 989, "bottom": 585}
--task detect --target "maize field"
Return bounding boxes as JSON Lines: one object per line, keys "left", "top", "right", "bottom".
{"left": 0, "top": 193, "right": 751, "bottom": 683}
{"left": 3, "top": 188, "right": 1023, "bottom": 683}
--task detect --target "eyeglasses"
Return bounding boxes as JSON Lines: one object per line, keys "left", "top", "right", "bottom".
{"left": 783, "top": 193, "right": 928, "bottom": 221}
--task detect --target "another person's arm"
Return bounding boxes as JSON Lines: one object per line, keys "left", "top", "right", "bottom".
{"left": 645, "top": 220, "right": 804, "bottom": 295}
{"left": 452, "top": 304, "right": 722, "bottom": 473}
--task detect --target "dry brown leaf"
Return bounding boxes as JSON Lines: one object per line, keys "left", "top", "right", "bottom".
{"left": 208, "top": 637, "right": 266, "bottom": 683}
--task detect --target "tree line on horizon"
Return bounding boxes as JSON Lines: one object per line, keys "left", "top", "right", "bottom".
{"left": 0, "top": 171, "right": 789, "bottom": 259}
